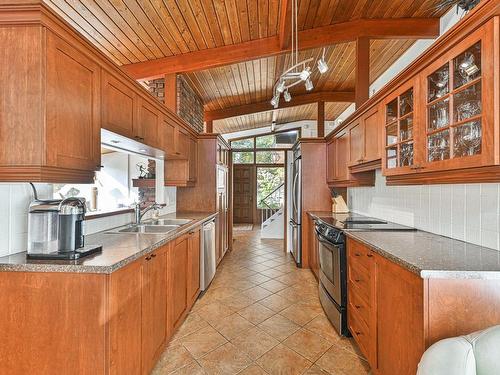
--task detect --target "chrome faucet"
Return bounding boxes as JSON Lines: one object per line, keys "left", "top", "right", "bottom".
{"left": 134, "top": 202, "right": 166, "bottom": 224}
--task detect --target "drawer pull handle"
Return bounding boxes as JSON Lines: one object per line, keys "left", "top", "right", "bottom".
{"left": 355, "top": 305, "right": 361, "bottom": 309}
{"left": 145, "top": 256, "right": 151, "bottom": 261}
{"left": 355, "top": 279, "right": 361, "bottom": 282}
{"left": 354, "top": 253, "right": 361, "bottom": 257}
{"left": 151, "top": 253, "right": 156, "bottom": 258}
{"left": 367, "top": 254, "right": 373, "bottom": 258}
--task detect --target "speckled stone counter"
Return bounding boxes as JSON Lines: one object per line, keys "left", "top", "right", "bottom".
{"left": 308, "top": 211, "right": 500, "bottom": 280}
{"left": 0, "top": 212, "right": 217, "bottom": 274}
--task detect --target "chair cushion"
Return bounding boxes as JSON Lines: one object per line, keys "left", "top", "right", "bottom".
{"left": 466, "top": 325, "right": 500, "bottom": 375}
{"left": 417, "top": 337, "right": 476, "bottom": 375}
{"left": 417, "top": 325, "right": 500, "bottom": 375}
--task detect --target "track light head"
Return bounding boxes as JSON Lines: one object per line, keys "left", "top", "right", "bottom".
{"left": 276, "top": 80, "right": 286, "bottom": 93}
{"left": 270, "top": 93, "right": 280, "bottom": 108}
{"left": 317, "top": 58, "right": 328, "bottom": 74}
{"left": 299, "top": 67, "right": 311, "bottom": 81}
{"left": 305, "top": 78, "right": 314, "bottom": 91}
{"left": 283, "top": 90, "right": 292, "bottom": 102}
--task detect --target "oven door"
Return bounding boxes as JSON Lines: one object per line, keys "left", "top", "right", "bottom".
{"left": 316, "top": 232, "right": 344, "bottom": 307}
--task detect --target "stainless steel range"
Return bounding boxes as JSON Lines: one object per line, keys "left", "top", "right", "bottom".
{"left": 313, "top": 213, "right": 415, "bottom": 336}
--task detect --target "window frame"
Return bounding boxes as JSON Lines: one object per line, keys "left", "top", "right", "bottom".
{"left": 229, "top": 128, "right": 300, "bottom": 165}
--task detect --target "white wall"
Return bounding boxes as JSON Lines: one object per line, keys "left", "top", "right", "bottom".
{"left": 349, "top": 171, "right": 500, "bottom": 250}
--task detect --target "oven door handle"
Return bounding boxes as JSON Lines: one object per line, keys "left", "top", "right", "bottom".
{"left": 315, "top": 231, "right": 340, "bottom": 249}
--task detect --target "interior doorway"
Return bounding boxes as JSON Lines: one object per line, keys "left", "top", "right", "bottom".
{"left": 233, "top": 165, "right": 255, "bottom": 224}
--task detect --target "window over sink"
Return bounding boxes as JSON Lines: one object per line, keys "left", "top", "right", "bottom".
{"left": 53, "top": 148, "right": 156, "bottom": 215}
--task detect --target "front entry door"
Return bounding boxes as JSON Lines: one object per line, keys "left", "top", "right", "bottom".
{"left": 233, "top": 165, "right": 254, "bottom": 223}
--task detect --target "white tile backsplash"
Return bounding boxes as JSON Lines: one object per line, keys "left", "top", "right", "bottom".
{"left": 348, "top": 170, "right": 500, "bottom": 251}
{"left": 0, "top": 182, "right": 177, "bottom": 255}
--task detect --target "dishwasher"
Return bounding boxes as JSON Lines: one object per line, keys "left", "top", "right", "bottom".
{"left": 200, "top": 218, "right": 216, "bottom": 291}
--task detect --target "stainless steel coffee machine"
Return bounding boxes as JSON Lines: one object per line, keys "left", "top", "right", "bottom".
{"left": 27, "top": 197, "right": 102, "bottom": 260}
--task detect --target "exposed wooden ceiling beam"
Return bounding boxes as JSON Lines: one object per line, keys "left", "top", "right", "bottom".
{"left": 278, "top": 0, "right": 292, "bottom": 50}
{"left": 204, "top": 91, "right": 355, "bottom": 121}
{"left": 122, "top": 18, "right": 440, "bottom": 80}
{"left": 355, "top": 37, "right": 370, "bottom": 108}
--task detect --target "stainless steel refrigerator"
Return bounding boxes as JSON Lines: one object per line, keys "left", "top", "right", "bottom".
{"left": 290, "top": 145, "right": 302, "bottom": 266}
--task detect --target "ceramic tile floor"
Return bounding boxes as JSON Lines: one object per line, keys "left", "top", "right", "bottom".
{"left": 152, "top": 229, "right": 371, "bottom": 375}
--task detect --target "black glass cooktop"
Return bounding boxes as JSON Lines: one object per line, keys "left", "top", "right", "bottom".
{"left": 315, "top": 213, "right": 416, "bottom": 231}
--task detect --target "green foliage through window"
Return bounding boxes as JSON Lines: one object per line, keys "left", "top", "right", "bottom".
{"left": 232, "top": 151, "right": 254, "bottom": 164}
{"left": 257, "top": 167, "right": 284, "bottom": 209}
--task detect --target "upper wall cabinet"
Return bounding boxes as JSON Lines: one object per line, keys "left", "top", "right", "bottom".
{"left": 419, "top": 24, "right": 494, "bottom": 172}
{"left": 349, "top": 105, "right": 382, "bottom": 173}
{"left": 382, "top": 78, "right": 420, "bottom": 176}
{"left": 0, "top": 27, "right": 100, "bottom": 183}
{"left": 136, "top": 98, "right": 160, "bottom": 149}
{"left": 101, "top": 70, "right": 136, "bottom": 139}
{"left": 383, "top": 20, "right": 498, "bottom": 184}
{"left": 102, "top": 71, "right": 161, "bottom": 149}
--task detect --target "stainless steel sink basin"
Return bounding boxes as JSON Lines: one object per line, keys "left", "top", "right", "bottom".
{"left": 107, "top": 224, "right": 179, "bottom": 234}
{"left": 146, "top": 218, "right": 193, "bottom": 226}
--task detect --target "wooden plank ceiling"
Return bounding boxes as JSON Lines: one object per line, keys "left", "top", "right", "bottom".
{"left": 43, "top": 0, "right": 450, "bottom": 134}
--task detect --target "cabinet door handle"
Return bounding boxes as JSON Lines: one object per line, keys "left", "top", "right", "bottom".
{"left": 355, "top": 331, "right": 363, "bottom": 336}
{"left": 354, "top": 253, "right": 361, "bottom": 257}
{"left": 189, "top": 231, "right": 195, "bottom": 235}
{"left": 354, "top": 279, "right": 361, "bottom": 282}
{"left": 355, "top": 305, "right": 361, "bottom": 309}
{"left": 151, "top": 253, "right": 156, "bottom": 258}
{"left": 367, "top": 253, "right": 373, "bottom": 258}
{"left": 145, "top": 256, "right": 151, "bottom": 261}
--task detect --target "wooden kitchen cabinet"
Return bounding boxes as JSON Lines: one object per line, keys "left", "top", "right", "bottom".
{"left": 102, "top": 70, "right": 137, "bottom": 139}
{"left": 333, "top": 130, "right": 350, "bottom": 182}
{"left": 169, "top": 234, "right": 190, "bottom": 330}
{"left": 164, "top": 127, "right": 198, "bottom": 187}
{"left": 382, "top": 78, "right": 420, "bottom": 176}
{"left": 346, "top": 237, "right": 500, "bottom": 375}
{"left": 348, "top": 107, "right": 382, "bottom": 170}
{"left": 326, "top": 140, "right": 336, "bottom": 184}
{"left": 159, "top": 114, "right": 177, "bottom": 156}
{"left": 142, "top": 246, "right": 167, "bottom": 375}
{"left": 176, "top": 135, "right": 232, "bottom": 261}
{"left": 136, "top": 97, "right": 160, "bottom": 148}
{"left": 418, "top": 22, "right": 495, "bottom": 173}
{"left": 0, "top": 27, "right": 101, "bottom": 183}
{"left": 187, "top": 228, "right": 201, "bottom": 305}
{"left": 109, "top": 260, "right": 143, "bottom": 375}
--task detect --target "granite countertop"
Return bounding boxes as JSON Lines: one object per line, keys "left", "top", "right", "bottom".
{"left": 0, "top": 212, "right": 217, "bottom": 274}
{"left": 308, "top": 211, "right": 500, "bottom": 280}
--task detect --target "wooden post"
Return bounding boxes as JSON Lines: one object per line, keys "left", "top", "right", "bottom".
{"left": 164, "top": 73, "right": 177, "bottom": 113}
{"left": 205, "top": 120, "right": 213, "bottom": 133}
{"left": 355, "top": 37, "right": 370, "bottom": 109}
{"left": 317, "top": 101, "right": 325, "bottom": 137}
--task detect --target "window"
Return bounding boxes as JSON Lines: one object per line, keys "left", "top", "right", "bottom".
{"left": 256, "top": 151, "right": 285, "bottom": 164}
{"left": 231, "top": 138, "right": 254, "bottom": 149}
{"left": 53, "top": 149, "right": 154, "bottom": 214}
{"left": 256, "top": 131, "right": 298, "bottom": 149}
{"left": 232, "top": 151, "right": 254, "bottom": 164}
{"left": 230, "top": 129, "right": 299, "bottom": 165}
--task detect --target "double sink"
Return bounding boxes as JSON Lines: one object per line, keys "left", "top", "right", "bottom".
{"left": 106, "top": 218, "right": 193, "bottom": 235}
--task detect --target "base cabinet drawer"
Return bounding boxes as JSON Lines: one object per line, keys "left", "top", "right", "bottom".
{"left": 348, "top": 305, "right": 371, "bottom": 361}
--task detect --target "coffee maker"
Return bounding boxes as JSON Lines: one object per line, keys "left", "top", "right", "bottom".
{"left": 27, "top": 197, "right": 102, "bottom": 260}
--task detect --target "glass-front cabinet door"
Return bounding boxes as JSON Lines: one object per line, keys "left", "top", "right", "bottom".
{"left": 421, "top": 22, "right": 495, "bottom": 171}
{"left": 382, "top": 79, "right": 420, "bottom": 176}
